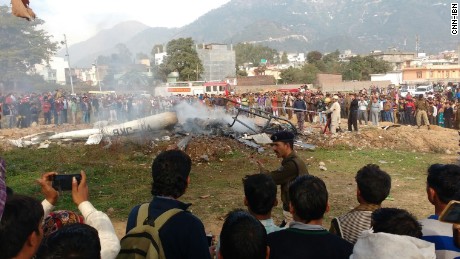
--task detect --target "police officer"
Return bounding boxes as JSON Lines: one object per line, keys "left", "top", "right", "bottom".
{"left": 257, "top": 131, "right": 309, "bottom": 225}
{"left": 415, "top": 94, "right": 430, "bottom": 130}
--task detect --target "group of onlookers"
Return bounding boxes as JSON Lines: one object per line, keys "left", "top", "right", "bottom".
{"left": 2, "top": 129, "right": 460, "bottom": 259}
{"left": 0, "top": 90, "right": 177, "bottom": 128}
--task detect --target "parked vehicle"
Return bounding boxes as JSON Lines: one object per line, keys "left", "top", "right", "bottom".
{"left": 413, "top": 85, "right": 433, "bottom": 98}
{"left": 400, "top": 84, "right": 417, "bottom": 98}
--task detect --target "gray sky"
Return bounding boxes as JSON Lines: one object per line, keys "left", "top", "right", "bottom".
{"left": 1, "top": 0, "right": 230, "bottom": 45}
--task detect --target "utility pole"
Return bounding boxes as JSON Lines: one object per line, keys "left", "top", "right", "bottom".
{"left": 94, "top": 59, "right": 101, "bottom": 91}
{"left": 62, "top": 34, "right": 74, "bottom": 95}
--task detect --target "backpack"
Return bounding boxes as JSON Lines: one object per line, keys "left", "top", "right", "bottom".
{"left": 117, "top": 203, "right": 183, "bottom": 259}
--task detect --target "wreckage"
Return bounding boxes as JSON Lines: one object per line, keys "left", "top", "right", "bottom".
{"left": 9, "top": 112, "right": 178, "bottom": 147}
{"left": 8, "top": 105, "right": 315, "bottom": 152}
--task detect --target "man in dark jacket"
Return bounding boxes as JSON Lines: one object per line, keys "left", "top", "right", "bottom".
{"left": 125, "top": 150, "right": 211, "bottom": 259}
{"left": 267, "top": 175, "right": 353, "bottom": 259}
{"left": 292, "top": 95, "right": 307, "bottom": 132}
{"left": 348, "top": 94, "right": 359, "bottom": 132}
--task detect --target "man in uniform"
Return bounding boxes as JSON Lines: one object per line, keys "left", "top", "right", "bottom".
{"left": 415, "top": 94, "right": 430, "bottom": 130}
{"left": 257, "top": 131, "right": 308, "bottom": 225}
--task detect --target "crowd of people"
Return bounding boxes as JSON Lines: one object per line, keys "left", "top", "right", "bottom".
{"left": 0, "top": 90, "right": 176, "bottom": 128}
{"left": 1, "top": 84, "right": 460, "bottom": 136}
{"left": 1, "top": 129, "right": 460, "bottom": 259}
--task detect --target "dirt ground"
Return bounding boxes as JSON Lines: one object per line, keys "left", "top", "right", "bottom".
{"left": 1, "top": 118, "right": 459, "bottom": 239}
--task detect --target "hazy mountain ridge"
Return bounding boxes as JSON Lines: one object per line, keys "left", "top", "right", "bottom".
{"left": 68, "top": 0, "right": 456, "bottom": 66}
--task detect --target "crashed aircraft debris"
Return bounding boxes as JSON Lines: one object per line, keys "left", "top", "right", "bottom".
{"left": 9, "top": 112, "right": 178, "bottom": 147}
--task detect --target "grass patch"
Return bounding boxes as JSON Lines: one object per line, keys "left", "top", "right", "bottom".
{"left": 3, "top": 144, "right": 457, "bottom": 234}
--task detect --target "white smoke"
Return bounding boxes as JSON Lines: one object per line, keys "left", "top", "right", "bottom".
{"left": 174, "top": 101, "right": 257, "bottom": 133}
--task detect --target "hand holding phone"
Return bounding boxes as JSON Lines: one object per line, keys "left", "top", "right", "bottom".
{"left": 37, "top": 172, "right": 59, "bottom": 205}
{"left": 52, "top": 174, "right": 82, "bottom": 192}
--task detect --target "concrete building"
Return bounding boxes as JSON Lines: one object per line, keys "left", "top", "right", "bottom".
{"left": 370, "top": 49, "right": 416, "bottom": 70}
{"left": 197, "top": 44, "right": 236, "bottom": 81}
{"left": 402, "top": 65, "right": 460, "bottom": 83}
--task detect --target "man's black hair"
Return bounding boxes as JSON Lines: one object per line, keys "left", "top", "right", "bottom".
{"left": 219, "top": 209, "right": 267, "bottom": 259}
{"left": 243, "top": 174, "right": 277, "bottom": 215}
{"left": 372, "top": 208, "right": 422, "bottom": 238}
{"left": 36, "top": 223, "right": 101, "bottom": 259}
{"left": 289, "top": 175, "right": 328, "bottom": 223}
{"left": 427, "top": 164, "right": 460, "bottom": 204}
{"left": 355, "top": 164, "right": 391, "bottom": 204}
{"left": 151, "top": 150, "right": 192, "bottom": 198}
{"left": 0, "top": 195, "right": 44, "bottom": 259}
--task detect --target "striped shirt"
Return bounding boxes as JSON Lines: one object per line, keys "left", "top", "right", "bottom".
{"left": 420, "top": 215, "right": 460, "bottom": 259}
{"left": 330, "top": 204, "right": 380, "bottom": 244}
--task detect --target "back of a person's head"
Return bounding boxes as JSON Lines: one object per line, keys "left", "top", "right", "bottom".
{"left": 219, "top": 209, "right": 267, "bottom": 259}
{"left": 355, "top": 164, "right": 391, "bottom": 204}
{"left": 0, "top": 194, "right": 44, "bottom": 259}
{"left": 427, "top": 164, "right": 460, "bottom": 204}
{"left": 289, "top": 175, "right": 328, "bottom": 222}
{"left": 151, "top": 150, "right": 192, "bottom": 198}
{"left": 372, "top": 208, "right": 422, "bottom": 238}
{"left": 36, "top": 223, "right": 101, "bottom": 259}
{"left": 243, "top": 174, "right": 277, "bottom": 216}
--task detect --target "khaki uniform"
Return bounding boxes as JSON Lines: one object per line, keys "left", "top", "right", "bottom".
{"left": 262, "top": 151, "right": 308, "bottom": 212}
{"left": 415, "top": 99, "right": 430, "bottom": 126}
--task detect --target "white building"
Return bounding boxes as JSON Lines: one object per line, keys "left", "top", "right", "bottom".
{"left": 154, "top": 52, "right": 167, "bottom": 65}
{"left": 371, "top": 71, "right": 403, "bottom": 86}
{"left": 35, "top": 57, "right": 69, "bottom": 85}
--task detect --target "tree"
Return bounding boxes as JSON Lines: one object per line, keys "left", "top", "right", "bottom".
{"left": 279, "top": 67, "right": 299, "bottom": 84}
{"left": 0, "top": 6, "right": 58, "bottom": 90}
{"left": 236, "top": 69, "right": 248, "bottom": 77}
{"left": 158, "top": 38, "right": 203, "bottom": 81}
{"left": 235, "top": 43, "right": 278, "bottom": 67}
{"left": 151, "top": 44, "right": 164, "bottom": 56}
{"left": 342, "top": 56, "right": 392, "bottom": 81}
{"left": 281, "top": 52, "right": 289, "bottom": 64}
{"left": 307, "top": 51, "right": 323, "bottom": 64}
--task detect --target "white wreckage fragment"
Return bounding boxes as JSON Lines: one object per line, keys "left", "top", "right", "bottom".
{"left": 9, "top": 131, "right": 56, "bottom": 148}
{"left": 9, "top": 112, "right": 178, "bottom": 147}
{"left": 50, "top": 112, "right": 178, "bottom": 145}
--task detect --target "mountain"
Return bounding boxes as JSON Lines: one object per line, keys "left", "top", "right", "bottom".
{"left": 69, "top": 0, "right": 457, "bottom": 66}
{"left": 60, "top": 21, "right": 150, "bottom": 66}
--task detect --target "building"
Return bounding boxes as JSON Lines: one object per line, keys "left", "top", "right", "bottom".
{"left": 34, "top": 57, "right": 69, "bottom": 85}
{"left": 402, "top": 65, "right": 460, "bottom": 83}
{"left": 197, "top": 44, "right": 236, "bottom": 81}
{"left": 370, "top": 49, "right": 416, "bottom": 70}
{"left": 371, "top": 71, "right": 403, "bottom": 86}
{"left": 154, "top": 52, "right": 167, "bottom": 65}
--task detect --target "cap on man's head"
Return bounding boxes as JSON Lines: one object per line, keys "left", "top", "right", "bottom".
{"left": 333, "top": 95, "right": 339, "bottom": 100}
{"left": 270, "top": 131, "right": 295, "bottom": 143}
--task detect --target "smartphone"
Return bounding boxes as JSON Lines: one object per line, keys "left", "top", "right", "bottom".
{"left": 439, "top": 200, "right": 460, "bottom": 223}
{"left": 206, "top": 234, "right": 213, "bottom": 247}
{"left": 52, "top": 174, "right": 81, "bottom": 191}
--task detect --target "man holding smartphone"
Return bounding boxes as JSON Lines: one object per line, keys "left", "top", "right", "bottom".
{"left": 420, "top": 164, "right": 460, "bottom": 259}
{"left": 37, "top": 171, "right": 120, "bottom": 259}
